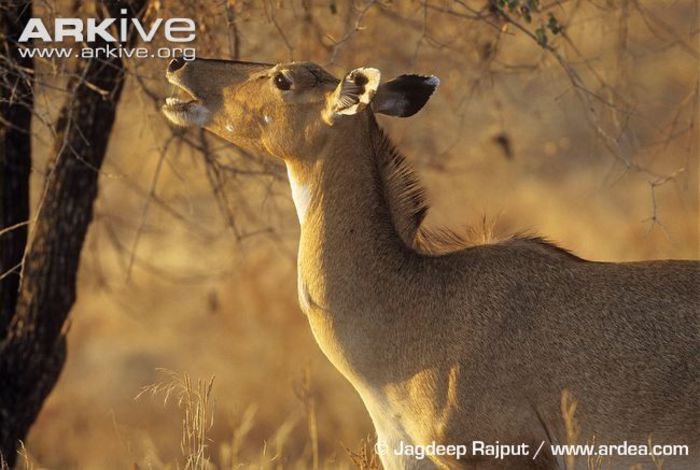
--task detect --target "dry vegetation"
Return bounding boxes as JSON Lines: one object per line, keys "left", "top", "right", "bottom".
{"left": 11, "top": 0, "right": 698, "bottom": 468}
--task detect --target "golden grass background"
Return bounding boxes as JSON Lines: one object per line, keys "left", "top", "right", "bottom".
{"left": 20, "top": 1, "right": 698, "bottom": 468}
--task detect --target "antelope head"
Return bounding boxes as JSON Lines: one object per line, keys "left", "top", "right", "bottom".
{"left": 162, "top": 58, "right": 439, "bottom": 160}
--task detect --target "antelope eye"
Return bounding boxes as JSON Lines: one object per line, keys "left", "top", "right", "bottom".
{"left": 274, "top": 73, "right": 292, "bottom": 91}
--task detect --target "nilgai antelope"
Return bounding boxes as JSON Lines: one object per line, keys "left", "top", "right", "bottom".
{"left": 162, "top": 58, "right": 699, "bottom": 469}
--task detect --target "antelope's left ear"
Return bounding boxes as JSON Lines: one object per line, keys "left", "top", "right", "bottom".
{"left": 372, "top": 74, "right": 439, "bottom": 117}
{"left": 324, "top": 67, "right": 381, "bottom": 124}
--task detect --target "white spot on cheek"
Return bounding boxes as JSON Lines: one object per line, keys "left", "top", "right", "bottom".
{"left": 225, "top": 123, "right": 234, "bottom": 132}
{"left": 286, "top": 165, "right": 311, "bottom": 225}
{"left": 264, "top": 115, "right": 272, "bottom": 124}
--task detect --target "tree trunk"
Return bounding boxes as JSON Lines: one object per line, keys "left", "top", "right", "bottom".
{"left": 0, "top": 1, "right": 146, "bottom": 465}
{"left": 0, "top": 0, "right": 32, "bottom": 344}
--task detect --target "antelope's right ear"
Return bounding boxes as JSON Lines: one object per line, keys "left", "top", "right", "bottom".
{"left": 323, "top": 67, "right": 381, "bottom": 125}
{"left": 372, "top": 74, "right": 439, "bottom": 117}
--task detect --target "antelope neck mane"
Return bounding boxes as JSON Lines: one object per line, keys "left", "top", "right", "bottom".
{"left": 368, "top": 117, "right": 583, "bottom": 260}
{"left": 369, "top": 118, "right": 465, "bottom": 253}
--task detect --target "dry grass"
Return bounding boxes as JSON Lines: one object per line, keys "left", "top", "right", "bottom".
{"left": 561, "top": 389, "right": 580, "bottom": 470}
{"left": 126, "top": 368, "right": 364, "bottom": 469}
{"left": 346, "top": 437, "right": 381, "bottom": 470}
{"left": 559, "top": 390, "right": 670, "bottom": 470}
{"left": 293, "top": 366, "right": 320, "bottom": 470}
{"left": 136, "top": 370, "right": 216, "bottom": 470}
{"left": 2, "top": 442, "right": 39, "bottom": 470}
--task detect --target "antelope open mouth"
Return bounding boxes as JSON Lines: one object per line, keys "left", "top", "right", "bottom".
{"left": 161, "top": 79, "right": 211, "bottom": 127}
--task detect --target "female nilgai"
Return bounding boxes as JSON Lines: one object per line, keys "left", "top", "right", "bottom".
{"left": 162, "top": 58, "right": 698, "bottom": 469}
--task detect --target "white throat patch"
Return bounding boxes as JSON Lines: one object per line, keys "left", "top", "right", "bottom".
{"left": 286, "top": 165, "right": 312, "bottom": 225}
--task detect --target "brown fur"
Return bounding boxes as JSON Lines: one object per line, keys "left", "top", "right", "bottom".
{"left": 163, "top": 58, "right": 699, "bottom": 470}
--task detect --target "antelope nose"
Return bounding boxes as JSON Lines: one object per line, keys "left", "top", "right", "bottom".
{"left": 168, "top": 57, "right": 186, "bottom": 73}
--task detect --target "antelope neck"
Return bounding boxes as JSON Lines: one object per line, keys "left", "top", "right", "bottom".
{"left": 286, "top": 118, "right": 411, "bottom": 312}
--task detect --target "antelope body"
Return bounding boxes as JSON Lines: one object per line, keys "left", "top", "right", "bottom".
{"left": 162, "top": 58, "right": 699, "bottom": 469}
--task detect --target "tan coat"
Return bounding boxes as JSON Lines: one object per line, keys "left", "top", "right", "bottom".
{"left": 163, "top": 58, "right": 699, "bottom": 469}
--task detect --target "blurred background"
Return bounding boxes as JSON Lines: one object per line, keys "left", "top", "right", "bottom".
{"left": 19, "top": 0, "right": 698, "bottom": 468}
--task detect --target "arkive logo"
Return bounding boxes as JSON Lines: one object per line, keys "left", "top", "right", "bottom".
{"left": 18, "top": 9, "right": 195, "bottom": 43}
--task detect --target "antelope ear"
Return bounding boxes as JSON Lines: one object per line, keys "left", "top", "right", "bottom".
{"left": 372, "top": 74, "right": 439, "bottom": 117}
{"left": 324, "top": 67, "right": 381, "bottom": 124}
